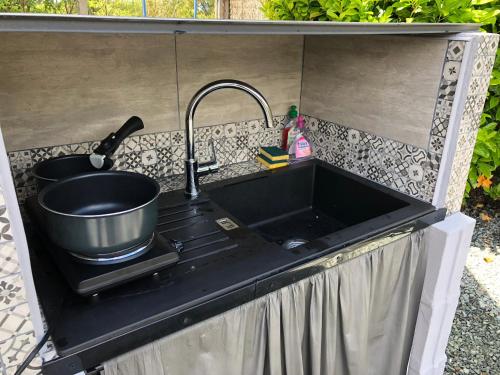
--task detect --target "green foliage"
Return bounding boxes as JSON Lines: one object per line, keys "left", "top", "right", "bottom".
{"left": 0, "top": 0, "right": 215, "bottom": 18}
{"left": 466, "top": 55, "right": 500, "bottom": 200}
{"left": 143, "top": 0, "right": 214, "bottom": 18}
{"left": 87, "top": 0, "right": 141, "bottom": 17}
{"left": 474, "top": 5, "right": 500, "bottom": 200}
{"left": 466, "top": 122, "right": 500, "bottom": 199}
{"left": 261, "top": 0, "right": 499, "bottom": 25}
{"left": 263, "top": 0, "right": 500, "bottom": 201}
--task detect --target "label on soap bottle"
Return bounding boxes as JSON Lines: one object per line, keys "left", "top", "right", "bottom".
{"left": 295, "top": 137, "right": 312, "bottom": 158}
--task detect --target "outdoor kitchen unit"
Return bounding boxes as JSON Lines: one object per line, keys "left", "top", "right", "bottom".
{"left": 0, "top": 14, "right": 497, "bottom": 375}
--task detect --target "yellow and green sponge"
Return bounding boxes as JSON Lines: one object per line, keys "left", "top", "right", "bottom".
{"left": 257, "top": 146, "right": 289, "bottom": 169}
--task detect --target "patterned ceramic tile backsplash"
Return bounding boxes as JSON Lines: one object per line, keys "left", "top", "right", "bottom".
{"left": 305, "top": 117, "right": 435, "bottom": 201}
{"left": 445, "top": 34, "right": 499, "bottom": 213}
{"left": 8, "top": 117, "right": 285, "bottom": 204}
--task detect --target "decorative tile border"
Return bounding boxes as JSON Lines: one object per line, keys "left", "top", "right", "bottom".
{"left": 429, "top": 40, "right": 465, "bottom": 155}
{"left": 7, "top": 116, "right": 285, "bottom": 204}
{"left": 305, "top": 116, "right": 436, "bottom": 201}
{"left": 445, "top": 34, "right": 499, "bottom": 213}
{"left": 429, "top": 40, "right": 466, "bottom": 159}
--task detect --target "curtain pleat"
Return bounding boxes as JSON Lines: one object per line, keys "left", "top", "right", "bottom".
{"left": 104, "top": 230, "right": 426, "bottom": 375}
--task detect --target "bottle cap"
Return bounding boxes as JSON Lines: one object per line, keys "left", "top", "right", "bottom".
{"left": 288, "top": 105, "right": 298, "bottom": 118}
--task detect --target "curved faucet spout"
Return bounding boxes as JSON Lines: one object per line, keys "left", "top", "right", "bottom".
{"left": 184, "top": 79, "right": 274, "bottom": 198}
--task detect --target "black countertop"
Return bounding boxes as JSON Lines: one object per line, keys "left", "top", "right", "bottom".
{"left": 28, "top": 160, "right": 444, "bottom": 375}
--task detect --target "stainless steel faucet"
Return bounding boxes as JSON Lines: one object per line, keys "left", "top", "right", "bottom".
{"left": 184, "top": 79, "right": 274, "bottom": 198}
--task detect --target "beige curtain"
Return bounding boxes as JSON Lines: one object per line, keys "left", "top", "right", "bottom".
{"left": 104, "top": 230, "right": 426, "bottom": 375}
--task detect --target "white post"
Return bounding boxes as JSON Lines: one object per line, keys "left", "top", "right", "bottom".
{"left": 408, "top": 213, "right": 475, "bottom": 375}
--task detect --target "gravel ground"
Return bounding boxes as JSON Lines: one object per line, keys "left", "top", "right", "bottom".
{"left": 444, "top": 203, "right": 500, "bottom": 375}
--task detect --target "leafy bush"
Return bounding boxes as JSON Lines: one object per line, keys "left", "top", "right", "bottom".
{"left": 466, "top": 118, "right": 500, "bottom": 200}
{"left": 0, "top": 0, "right": 216, "bottom": 18}
{"left": 262, "top": 0, "right": 499, "bottom": 24}
{"left": 262, "top": 0, "right": 499, "bottom": 200}
{"left": 471, "top": 46, "right": 500, "bottom": 200}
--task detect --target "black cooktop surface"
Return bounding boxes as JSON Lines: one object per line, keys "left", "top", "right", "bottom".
{"left": 28, "top": 188, "right": 283, "bottom": 360}
{"left": 25, "top": 194, "right": 249, "bottom": 295}
{"left": 26, "top": 197, "right": 183, "bottom": 295}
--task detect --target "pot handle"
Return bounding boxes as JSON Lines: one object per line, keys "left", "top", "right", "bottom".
{"left": 93, "top": 116, "right": 144, "bottom": 157}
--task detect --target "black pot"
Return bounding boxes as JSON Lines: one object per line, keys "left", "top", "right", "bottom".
{"left": 38, "top": 171, "right": 160, "bottom": 262}
{"left": 32, "top": 154, "right": 113, "bottom": 191}
{"left": 32, "top": 116, "right": 144, "bottom": 191}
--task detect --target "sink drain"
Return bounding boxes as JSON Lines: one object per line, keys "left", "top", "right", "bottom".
{"left": 282, "top": 238, "right": 308, "bottom": 250}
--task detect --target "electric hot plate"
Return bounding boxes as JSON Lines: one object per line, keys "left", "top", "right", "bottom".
{"left": 25, "top": 196, "right": 180, "bottom": 296}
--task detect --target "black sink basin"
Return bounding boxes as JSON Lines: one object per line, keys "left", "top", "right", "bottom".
{"left": 208, "top": 159, "right": 431, "bottom": 249}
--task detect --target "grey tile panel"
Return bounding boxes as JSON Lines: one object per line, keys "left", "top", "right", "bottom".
{"left": 0, "top": 33, "right": 179, "bottom": 151}
{"left": 176, "top": 35, "right": 303, "bottom": 127}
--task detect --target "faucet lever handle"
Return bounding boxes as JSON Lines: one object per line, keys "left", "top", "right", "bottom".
{"left": 197, "top": 139, "right": 219, "bottom": 176}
